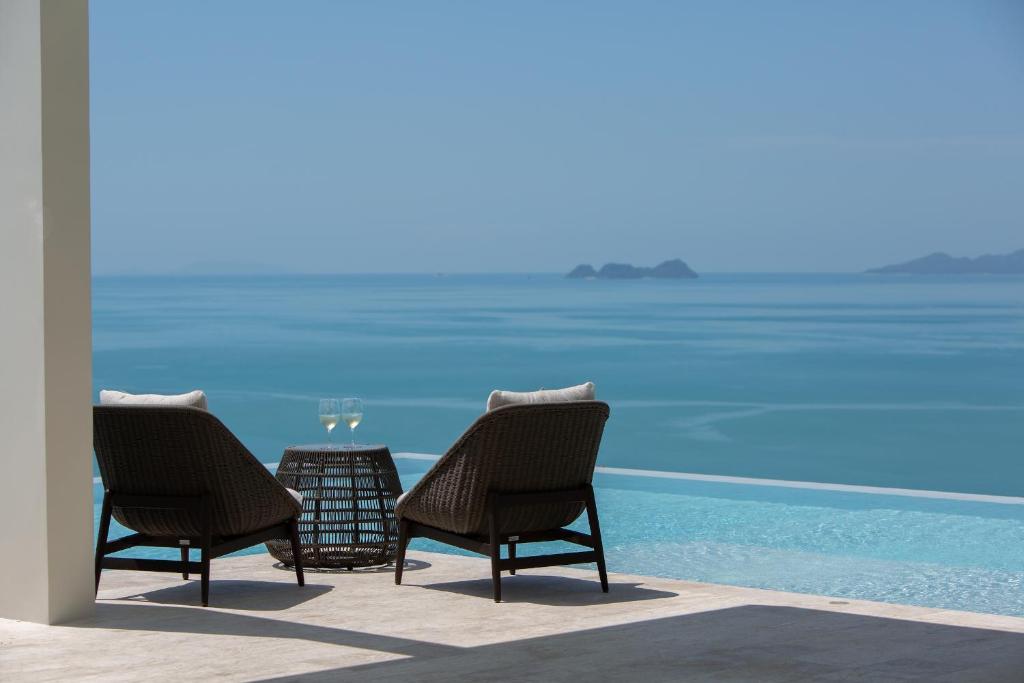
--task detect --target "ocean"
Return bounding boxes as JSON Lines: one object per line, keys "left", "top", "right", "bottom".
{"left": 93, "top": 272, "right": 1024, "bottom": 496}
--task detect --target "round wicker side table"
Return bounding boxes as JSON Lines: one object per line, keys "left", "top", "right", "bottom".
{"left": 266, "top": 444, "right": 403, "bottom": 569}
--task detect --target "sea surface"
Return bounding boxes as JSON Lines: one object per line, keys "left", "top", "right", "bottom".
{"left": 92, "top": 273, "right": 1024, "bottom": 616}
{"left": 94, "top": 272, "right": 1024, "bottom": 496}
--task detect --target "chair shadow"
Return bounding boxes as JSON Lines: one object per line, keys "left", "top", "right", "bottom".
{"left": 270, "top": 558, "right": 431, "bottom": 575}
{"left": 414, "top": 574, "right": 677, "bottom": 606}
{"left": 110, "top": 580, "right": 332, "bottom": 611}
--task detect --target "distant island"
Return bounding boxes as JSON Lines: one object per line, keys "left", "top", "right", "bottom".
{"left": 867, "top": 249, "right": 1024, "bottom": 275}
{"left": 567, "top": 259, "right": 698, "bottom": 279}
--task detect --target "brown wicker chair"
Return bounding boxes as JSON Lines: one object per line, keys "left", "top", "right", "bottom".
{"left": 93, "top": 405, "right": 304, "bottom": 606}
{"left": 394, "top": 400, "right": 611, "bottom": 602}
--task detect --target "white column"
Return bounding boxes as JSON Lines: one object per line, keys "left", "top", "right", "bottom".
{"left": 0, "top": 0, "right": 94, "bottom": 624}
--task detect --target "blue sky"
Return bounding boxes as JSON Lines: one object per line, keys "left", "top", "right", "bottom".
{"left": 90, "top": 1, "right": 1024, "bottom": 274}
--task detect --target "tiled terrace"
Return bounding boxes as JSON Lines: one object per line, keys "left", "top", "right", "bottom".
{"left": 2, "top": 551, "right": 1023, "bottom": 681}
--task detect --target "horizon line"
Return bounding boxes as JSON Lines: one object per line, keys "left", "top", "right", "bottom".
{"left": 92, "top": 269, "right": 886, "bottom": 277}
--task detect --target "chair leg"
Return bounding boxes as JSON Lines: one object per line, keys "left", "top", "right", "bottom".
{"left": 508, "top": 541, "right": 516, "bottom": 575}
{"left": 289, "top": 517, "right": 305, "bottom": 587}
{"left": 180, "top": 546, "right": 189, "bottom": 580}
{"left": 200, "top": 499, "right": 212, "bottom": 607}
{"left": 585, "top": 484, "right": 609, "bottom": 593}
{"left": 94, "top": 491, "right": 113, "bottom": 595}
{"left": 488, "top": 500, "right": 502, "bottom": 603}
{"left": 394, "top": 519, "right": 410, "bottom": 585}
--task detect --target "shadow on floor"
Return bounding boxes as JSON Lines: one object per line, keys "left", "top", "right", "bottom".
{"left": 72, "top": 600, "right": 1024, "bottom": 681}
{"left": 109, "top": 580, "right": 332, "bottom": 611}
{"left": 413, "top": 574, "right": 677, "bottom": 606}
{"left": 81, "top": 601, "right": 458, "bottom": 660}
{"left": 106, "top": 560, "right": 434, "bottom": 610}
{"left": 256, "top": 605, "right": 1024, "bottom": 682}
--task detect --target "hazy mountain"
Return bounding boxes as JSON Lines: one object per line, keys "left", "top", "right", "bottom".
{"left": 867, "top": 249, "right": 1024, "bottom": 274}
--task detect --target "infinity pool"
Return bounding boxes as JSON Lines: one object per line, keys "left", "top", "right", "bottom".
{"left": 94, "top": 458, "right": 1024, "bottom": 617}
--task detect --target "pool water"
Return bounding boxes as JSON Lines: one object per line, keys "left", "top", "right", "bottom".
{"left": 94, "top": 457, "right": 1024, "bottom": 617}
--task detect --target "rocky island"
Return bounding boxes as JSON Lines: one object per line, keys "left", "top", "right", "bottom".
{"left": 566, "top": 264, "right": 598, "bottom": 278}
{"left": 867, "top": 249, "right": 1024, "bottom": 275}
{"left": 566, "top": 258, "right": 698, "bottom": 279}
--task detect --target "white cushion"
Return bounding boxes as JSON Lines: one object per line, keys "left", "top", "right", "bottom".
{"left": 99, "top": 389, "right": 209, "bottom": 411}
{"left": 285, "top": 488, "right": 304, "bottom": 507}
{"left": 486, "top": 382, "right": 595, "bottom": 412}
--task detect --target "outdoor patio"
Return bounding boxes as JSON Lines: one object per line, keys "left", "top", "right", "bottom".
{"left": 2, "top": 550, "right": 1023, "bottom": 681}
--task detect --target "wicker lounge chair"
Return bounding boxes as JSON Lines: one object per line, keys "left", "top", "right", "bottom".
{"left": 394, "top": 400, "right": 611, "bottom": 602}
{"left": 93, "top": 405, "right": 304, "bottom": 606}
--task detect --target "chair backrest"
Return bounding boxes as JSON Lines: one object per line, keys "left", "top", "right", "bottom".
{"left": 93, "top": 405, "right": 299, "bottom": 537}
{"left": 396, "top": 401, "right": 610, "bottom": 535}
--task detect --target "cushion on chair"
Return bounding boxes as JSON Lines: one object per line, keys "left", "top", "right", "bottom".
{"left": 285, "top": 488, "right": 304, "bottom": 506}
{"left": 486, "top": 381, "right": 595, "bottom": 412}
{"left": 100, "top": 389, "right": 209, "bottom": 411}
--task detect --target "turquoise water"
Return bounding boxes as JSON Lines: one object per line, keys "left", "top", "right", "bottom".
{"left": 92, "top": 463, "right": 1024, "bottom": 617}
{"left": 93, "top": 273, "right": 1024, "bottom": 614}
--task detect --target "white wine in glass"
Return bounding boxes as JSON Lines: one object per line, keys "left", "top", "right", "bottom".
{"left": 341, "top": 397, "right": 363, "bottom": 446}
{"left": 319, "top": 398, "right": 341, "bottom": 444}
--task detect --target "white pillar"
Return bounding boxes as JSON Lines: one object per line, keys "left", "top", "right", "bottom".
{"left": 0, "top": 0, "right": 94, "bottom": 624}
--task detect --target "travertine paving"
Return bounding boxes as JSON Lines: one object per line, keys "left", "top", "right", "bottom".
{"left": 1, "top": 551, "right": 1022, "bottom": 681}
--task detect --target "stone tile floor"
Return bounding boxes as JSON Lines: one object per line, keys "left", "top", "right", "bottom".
{"left": 2, "top": 551, "right": 1022, "bottom": 681}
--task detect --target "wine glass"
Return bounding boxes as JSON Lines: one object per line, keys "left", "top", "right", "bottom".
{"left": 341, "top": 397, "right": 363, "bottom": 447}
{"left": 319, "top": 398, "right": 341, "bottom": 444}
